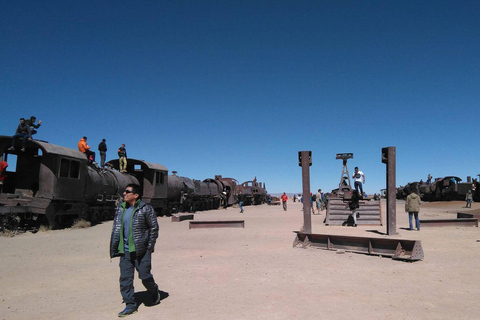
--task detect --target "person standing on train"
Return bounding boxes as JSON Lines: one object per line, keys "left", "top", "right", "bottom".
{"left": 110, "top": 184, "right": 161, "bottom": 317}
{"left": 118, "top": 143, "right": 127, "bottom": 173}
{"left": 98, "top": 139, "right": 107, "bottom": 169}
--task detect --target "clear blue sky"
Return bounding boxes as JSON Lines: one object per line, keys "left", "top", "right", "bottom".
{"left": 1, "top": 1, "right": 479, "bottom": 194}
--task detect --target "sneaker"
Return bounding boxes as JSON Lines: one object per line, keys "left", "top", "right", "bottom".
{"left": 152, "top": 289, "right": 161, "bottom": 305}
{"left": 21, "top": 148, "right": 25, "bottom": 152}
{"left": 7, "top": 146, "right": 14, "bottom": 151}
{"left": 118, "top": 307, "right": 138, "bottom": 317}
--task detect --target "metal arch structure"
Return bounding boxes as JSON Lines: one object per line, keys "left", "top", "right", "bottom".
{"left": 336, "top": 153, "right": 353, "bottom": 192}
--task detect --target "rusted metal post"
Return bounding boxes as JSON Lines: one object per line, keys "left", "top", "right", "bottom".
{"left": 382, "top": 147, "right": 396, "bottom": 235}
{"left": 299, "top": 151, "right": 312, "bottom": 234}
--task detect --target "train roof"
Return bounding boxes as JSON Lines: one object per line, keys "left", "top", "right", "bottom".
{"left": 108, "top": 158, "right": 168, "bottom": 172}
{"left": 1, "top": 136, "right": 86, "bottom": 160}
{"left": 130, "top": 159, "right": 168, "bottom": 172}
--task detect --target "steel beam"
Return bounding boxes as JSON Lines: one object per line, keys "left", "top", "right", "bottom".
{"left": 299, "top": 151, "right": 312, "bottom": 234}
{"left": 382, "top": 147, "right": 396, "bottom": 235}
{"left": 171, "top": 214, "right": 194, "bottom": 222}
{"left": 420, "top": 218, "right": 478, "bottom": 227}
{"left": 457, "top": 212, "right": 480, "bottom": 220}
{"left": 189, "top": 220, "right": 245, "bottom": 229}
{"left": 293, "top": 232, "right": 424, "bottom": 261}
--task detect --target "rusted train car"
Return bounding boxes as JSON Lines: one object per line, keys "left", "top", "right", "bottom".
{"left": 0, "top": 136, "right": 264, "bottom": 229}
{"left": 236, "top": 180, "right": 268, "bottom": 205}
{"left": 397, "top": 176, "right": 478, "bottom": 201}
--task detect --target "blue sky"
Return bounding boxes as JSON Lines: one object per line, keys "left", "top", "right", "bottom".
{"left": 1, "top": 1, "right": 479, "bottom": 194}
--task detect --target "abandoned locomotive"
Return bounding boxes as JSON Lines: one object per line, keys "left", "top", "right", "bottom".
{"left": 0, "top": 136, "right": 267, "bottom": 229}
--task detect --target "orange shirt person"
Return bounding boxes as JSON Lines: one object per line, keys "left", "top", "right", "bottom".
{"left": 78, "top": 136, "right": 95, "bottom": 163}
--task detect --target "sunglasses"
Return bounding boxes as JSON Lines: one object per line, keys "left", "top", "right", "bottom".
{"left": 124, "top": 190, "right": 134, "bottom": 194}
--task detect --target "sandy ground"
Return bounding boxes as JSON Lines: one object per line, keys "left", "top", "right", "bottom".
{"left": 1, "top": 199, "right": 479, "bottom": 320}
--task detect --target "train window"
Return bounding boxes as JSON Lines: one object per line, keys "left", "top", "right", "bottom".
{"left": 134, "top": 164, "right": 141, "bottom": 171}
{"left": 59, "top": 158, "right": 80, "bottom": 179}
{"left": 156, "top": 171, "right": 164, "bottom": 185}
{"left": 60, "top": 158, "right": 70, "bottom": 178}
{"left": 70, "top": 160, "right": 80, "bottom": 179}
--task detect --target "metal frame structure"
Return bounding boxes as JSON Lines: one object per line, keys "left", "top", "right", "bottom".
{"left": 189, "top": 220, "right": 245, "bottom": 229}
{"left": 171, "top": 214, "right": 194, "bottom": 222}
{"left": 419, "top": 218, "right": 478, "bottom": 227}
{"left": 293, "top": 232, "right": 424, "bottom": 262}
{"left": 336, "top": 153, "right": 353, "bottom": 191}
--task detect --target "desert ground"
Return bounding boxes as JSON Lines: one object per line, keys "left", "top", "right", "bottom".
{"left": 1, "top": 199, "right": 479, "bottom": 320}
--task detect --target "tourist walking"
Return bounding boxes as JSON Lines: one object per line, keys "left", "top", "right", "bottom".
{"left": 315, "top": 189, "right": 322, "bottom": 214}
{"left": 281, "top": 192, "right": 288, "bottom": 211}
{"left": 110, "top": 184, "right": 161, "bottom": 317}
{"left": 465, "top": 190, "right": 473, "bottom": 208}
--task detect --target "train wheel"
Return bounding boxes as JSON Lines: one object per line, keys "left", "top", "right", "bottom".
{"left": 89, "top": 208, "right": 101, "bottom": 225}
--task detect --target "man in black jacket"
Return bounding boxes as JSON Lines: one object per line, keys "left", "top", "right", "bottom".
{"left": 98, "top": 139, "right": 107, "bottom": 168}
{"left": 110, "top": 184, "right": 160, "bottom": 317}
{"left": 8, "top": 118, "right": 31, "bottom": 152}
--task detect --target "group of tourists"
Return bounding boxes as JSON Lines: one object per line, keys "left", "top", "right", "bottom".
{"left": 77, "top": 137, "right": 128, "bottom": 172}
{"left": 7, "top": 116, "right": 41, "bottom": 152}
{"left": 6, "top": 116, "right": 129, "bottom": 173}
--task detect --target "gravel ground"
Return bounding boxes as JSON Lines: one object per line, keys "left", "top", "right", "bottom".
{"left": 1, "top": 199, "right": 479, "bottom": 320}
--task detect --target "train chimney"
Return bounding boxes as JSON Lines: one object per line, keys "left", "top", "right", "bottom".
{"left": 172, "top": 171, "right": 177, "bottom": 176}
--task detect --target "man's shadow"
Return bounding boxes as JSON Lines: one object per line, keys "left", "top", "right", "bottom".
{"left": 134, "top": 290, "right": 170, "bottom": 307}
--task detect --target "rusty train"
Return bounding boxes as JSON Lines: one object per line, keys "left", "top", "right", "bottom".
{"left": 0, "top": 136, "right": 268, "bottom": 229}
{"left": 397, "top": 176, "right": 479, "bottom": 201}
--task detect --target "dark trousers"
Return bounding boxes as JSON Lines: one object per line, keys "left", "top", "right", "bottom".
{"left": 119, "top": 250, "right": 158, "bottom": 309}
{"left": 11, "top": 134, "right": 29, "bottom": 148}
{"left": 354, "top": 181, "right": 363, "bottom": 195}
{"left": 100, "top": 151, "right": 106, "bottom": 168}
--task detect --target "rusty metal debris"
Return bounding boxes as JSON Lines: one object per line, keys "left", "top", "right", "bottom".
{"left": 171, "top": 214, "right": 194, "bottom": 222}
{"left": 293, "top": 232, "right": 424, "bottom": 262}
{"left": 419, "top": 218, "right": 478, "bottom": 227}
{"left": 189, "top": 220, "right": 245, "bottom": 229}
{"left": 457, "top": 211, "right": 480, "bottom": 220}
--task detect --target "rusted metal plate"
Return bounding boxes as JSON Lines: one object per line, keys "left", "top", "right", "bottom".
{"left": 189, "top": 220, "right": 245, "bottom": 229}
{"left": 420, "top": 218, "right": 478, "bottom": 227}
{"left": 0, "top": 206, "right": 32, "bottom": 214}
{"left": 171, "top": 214, "right": 194, "bottom": 222}
{"left": 293, "top": 232, "right": 423, "bottom": 261}
{"left": 457, "top": 212, "right": 480, "bottom": 221}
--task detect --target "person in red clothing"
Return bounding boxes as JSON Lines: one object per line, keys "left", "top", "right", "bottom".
{"left": 0, "top": 161, "right": 8, "bottom": 193}
{"left": 281, "top": 192, "right": 288, "bottom": 211}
